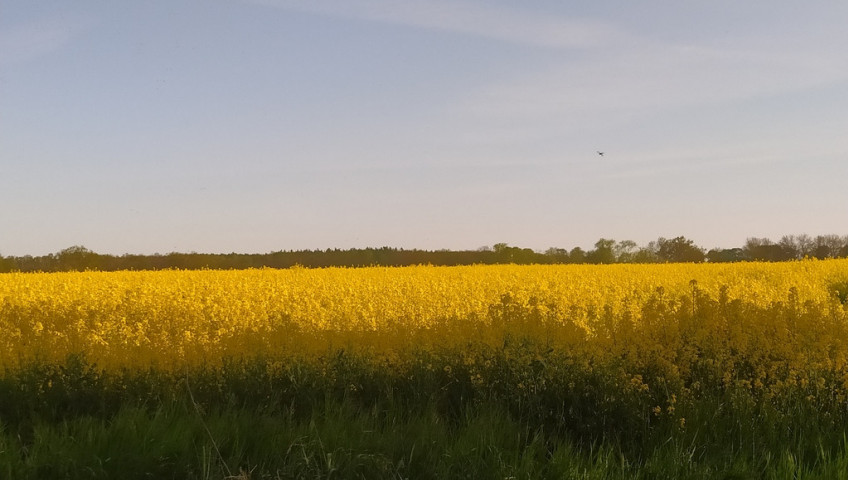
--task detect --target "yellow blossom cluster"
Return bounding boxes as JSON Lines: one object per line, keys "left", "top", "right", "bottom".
{"left": 1, "top": 261, "right": 846, "bottom": 388}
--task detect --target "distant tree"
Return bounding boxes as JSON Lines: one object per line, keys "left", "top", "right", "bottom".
{"left": 774, "top": 234, "right": 815, "bottom": 259}
{"left": 544, "top": 247, "right": 569, "bottom": 263}
{"left": 744, "top": 237, "right": 791, "bottom": 262}
{"left": 614, "top": 240, "right": 638, "bottom": 263}
{"left": 587, "top": 238, "right": 616, "bottom": 264}
{"left": 632, "top": 241, "right": 660, "bottom": 263}
{"left": 794, "top": 234, "right": 816, "bottom": 258}
{"left": 491, "top": 243, "right": 538, "bottom": 264}
{"left": 517, "top": 247, "right": 539, "bottom": 264}
{"left": 0, "top": 254, "right": 12, "bottom": 272}
{"left": 656, "top": 236, "right": 705, "bottom": 263}
{"left": 569, "top": 247, "right": 587, "bottom": 264}
{"left": 778, "top": 235, "right": 802, "bottom": 260}
{"left": 812, "top": 234, "right": 845, "bottom": 259}
{"left": 706, "top": 248, "right": 748, "bottom": 263}
{"left": 56, "top": 245, "right": 101, "bottom": 271}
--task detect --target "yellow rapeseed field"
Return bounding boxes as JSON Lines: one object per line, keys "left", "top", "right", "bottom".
{"left": 2, "top": 261, "right": 847, "bottom": 383}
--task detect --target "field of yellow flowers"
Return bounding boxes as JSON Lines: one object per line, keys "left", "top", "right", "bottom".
{"left": 2, "top": 261, "right": 848, "bottom": 478}
{"left": 2, "top": 261, "right": 847, "bottom": 371}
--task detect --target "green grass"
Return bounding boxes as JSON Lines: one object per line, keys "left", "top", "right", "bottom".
{"left": 3, "top": 351, "right": 848, "bottom": 479}
{"left": 3, "top": 399, "right": 848, "bottom": 479}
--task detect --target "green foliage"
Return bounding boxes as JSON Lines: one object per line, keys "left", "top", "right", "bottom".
{"left": 4, "top": 393, "right": 848, "bottom": 478}
{"left": 832, "top": 281, "right": 848, "bottom": 305}
{"left": 3, "top": 233, "right": 847, "bottom": 271}
{"left": 657, "top": 236, "right": 706, "bottom": 263}
{"left": 587, "top": 238, "right": 617, "bottom": 264}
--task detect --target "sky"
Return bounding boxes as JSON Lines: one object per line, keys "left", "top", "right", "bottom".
{"left": 2, "top": 1, "right": 847, "bottom": 257}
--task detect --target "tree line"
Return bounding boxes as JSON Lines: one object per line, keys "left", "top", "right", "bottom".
{"left": 1, "top": 234, "right": 847, "bottom": 273}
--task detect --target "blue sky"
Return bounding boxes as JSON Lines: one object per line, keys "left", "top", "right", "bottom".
{"left": 2, "top": 1, "right": 847, "bottom": 256}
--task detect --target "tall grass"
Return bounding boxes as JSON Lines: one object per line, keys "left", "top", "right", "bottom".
{"left": 3, "top": 339, "right": 848, "bottom": 478}
{"left": 4, "top": 398, "right": 848, "bottom": 479}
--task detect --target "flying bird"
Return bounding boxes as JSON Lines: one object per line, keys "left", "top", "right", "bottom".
{"left": 597, "top": 151, "right": 604, "bottom": 156}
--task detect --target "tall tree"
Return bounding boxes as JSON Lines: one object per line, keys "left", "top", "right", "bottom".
{"left": 657, "top": 237, "right": 705, "bottom": 263}
{"left": 569, "top": 247, "right": 587, "bottom": 264}
{"left": 614, "top": 240, "right": 638, "bottom": 263}
{"left": 744, "top": 237, "right": 789, "bottom": 261}
{"left": 587, "top": 238, "right": 616, "bottom": 264}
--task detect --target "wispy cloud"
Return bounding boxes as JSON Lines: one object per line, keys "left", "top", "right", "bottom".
{"left": 459, "top": 42, "right": 848, "bottom": 124}
{"left": 432, "top": 41, "right": 848, "bottom": 177}
{"left": 247, "top": 1, "right": 848, "bottom": 157}
{"left": 247, "top": 0, "right": 627, "bottom": 49}
{"left": 0, "top": 17, "right": 88, "bottom": 66}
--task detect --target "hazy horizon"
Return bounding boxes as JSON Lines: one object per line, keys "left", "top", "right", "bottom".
{"left": 5, "top": 232, "right": 847, "bottom": 258}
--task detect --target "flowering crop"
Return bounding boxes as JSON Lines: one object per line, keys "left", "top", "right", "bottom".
{"left": 3, "top": 259, "right": 848, "bottom": 454}
{"left": 1, "top": 260, "right": 846, "bottom": 375}
{"left": 2, "top": 261, "right": 848, "bottom": 480}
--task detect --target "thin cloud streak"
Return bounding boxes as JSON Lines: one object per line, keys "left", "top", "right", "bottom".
{"left": 459, "top": 43, "right": 848, "bottom": 123}
{"left": 0, "top": 17, "right": 89, "bottom": 66}
{"left": 247, "top": 0, "right": 627, "bottom": 49}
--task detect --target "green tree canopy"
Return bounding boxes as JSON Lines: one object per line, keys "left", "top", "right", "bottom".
{"left": 657, "top": 236, "right": 705, "bottom": 263}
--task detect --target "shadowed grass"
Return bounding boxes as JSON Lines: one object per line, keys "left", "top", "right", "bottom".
{"left": 4, "top": 396, "right": 848, "bottom": 479}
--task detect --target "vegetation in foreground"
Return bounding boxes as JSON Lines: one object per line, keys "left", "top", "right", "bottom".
{"left": 4, "top": 348, "right": 848, "bottom": 479}
{"left": 2, "top": 261, "right": 848, "bottom": 478}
